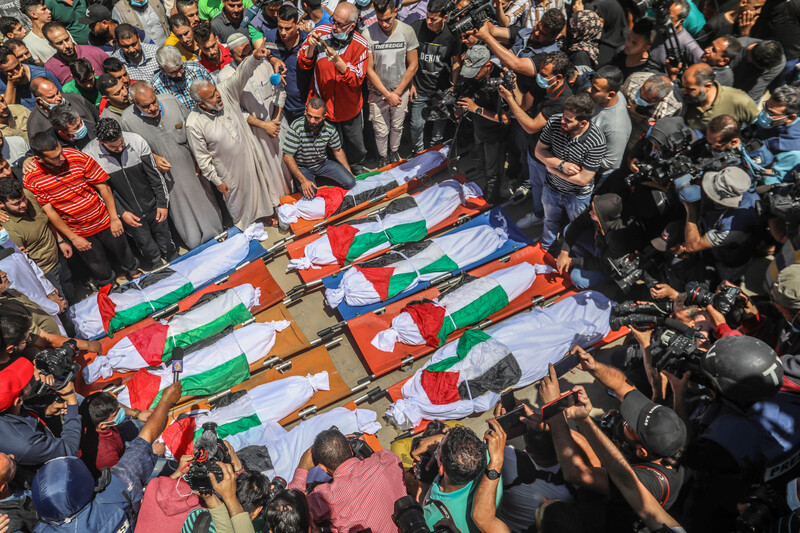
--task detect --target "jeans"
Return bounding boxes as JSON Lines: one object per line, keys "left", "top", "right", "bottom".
{"left": 540, "top": 185, "right": 591, "bottom": 252}
{"left": 369, "top": 90, "right": 409, "bottom": 157}
{"left": 298, "top": 159, "right": 356, "bottom": 189}
{"left": 527, "top": 151, "right": 546, "bottom": 219}
{"left": 79, "top": 226, "right": 139, "bottom": 285}
{"left": 567, "top": 228, "right": 611, "bottom": 289}
{"left": 333, "top": 113, "right": 367, "bottom": 170}
{"left": 409, "top": 93, "right": 447, "bottom": 153}
{"left": 124, "top": 209, "right": 177, "bottom": 271}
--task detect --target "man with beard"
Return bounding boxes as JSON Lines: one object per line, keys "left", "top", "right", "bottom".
{"left": 151, "top": 44, "right": 214, "bottom": 110}
{"left": 682, "top": 62, "right": 758, "bottom": 130}
{"left": 0, "top": 95, "right": 29, "bottom": 140}
{"left": 102, "top": 57, "right": 132, "bottom": 86}
{"left": 112, "top": 23, "right": 160, "bottom": 81}
{"left": 80, "top": 5, "right": 148, "bottom": 53}
{"left": 121, "top": 82, "right": 223, "bottom": 248}
{"left": 42, "top": 22, "right": 110, "bottom": 85}
{"left": 27, "top": 77, "right": 98, "bottom": 138}
{"left": 97, "top": 73, "right": 131, "bottom": 119}
{"left": 194, "top": 22, "right": 232, "bottom": 77}
{"left": 186, "top": 41, "right": 278, "bottom": 229}
{"left": 0, "top": 46, "right": 59, "bottom": 110}
{"left": 210, "top": 0, "right": 245, "bottom": 42}
{"left": 283, "top": 97, "right": 354, "bottom": 198}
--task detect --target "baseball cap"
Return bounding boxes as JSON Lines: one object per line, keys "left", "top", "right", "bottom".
{"left": 650, "top": 220, "right": 685, "bottom": 252}
{"left": 79, "top": 4, "right": 112, "bottom": 25}
{"left": 0, "top": 357, "right": 34, "bottom": 411}
{"left": 620, "top": 389, "right": 687, "bottom": 458}
{"left": 460, "top": 45, "right": 490, "bottom": 79}
{"left": 701, "top": 166, "right": 751, "bottom": 208}
{"left": 773, "top": 264, "right": 800, "bottom": 310}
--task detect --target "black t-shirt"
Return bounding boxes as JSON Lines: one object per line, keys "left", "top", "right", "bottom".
{"left": 610, "top": 50, "right": 653, "bottom": 81}
{"left": 525, "top": 81, "right": 573, "bottom": 154}
{"left": 706, "top": 13, "right": 735, "bottom": 42}
{"left": 468, "top": 66, "right": 508, "bottom": 141}
{"left": 412, "top": 20, "right": 461, "bottom": 95}
{"left": 607, "top": 461, "right": 686, "bottom": 531}
{"left": 752, "top": 0, "right": 800, "bottom": 59}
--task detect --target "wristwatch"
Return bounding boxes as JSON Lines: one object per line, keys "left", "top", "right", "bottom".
{"left": 557, "top": 160, "right": 566, "bottom": 172}
{"left": 475, "top": 106, "right": 484, "bottom": 116}
{"left": 485, "top": 468, "right": 501, "bottom": 480}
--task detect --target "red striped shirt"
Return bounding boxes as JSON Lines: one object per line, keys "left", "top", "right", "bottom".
{"left": 23, "top": 148, "right": 112, "bottom": 237}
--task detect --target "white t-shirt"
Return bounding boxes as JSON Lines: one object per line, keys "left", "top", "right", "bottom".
{"left": 362, "top": 19, "right": 419, "bottom": 93}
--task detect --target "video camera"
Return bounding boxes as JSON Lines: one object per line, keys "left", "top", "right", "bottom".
{"left": 607, "top": 249, "right": 660, "bottom": 294}
{"left": 28, "top": 339, "right": 80, "bottom": 400}
{"left": 757, "top": 170, "right": 800, "bottom": 224}
{"left": 447, "top": 0, "right": 494, "bottom": 35}
{"left": 625, "top": 153, "right": 698, "bottom": 189}
{"left": 651, "top": 329, "right": 709, "bottom": 383}
{"left": 184, "top": 422, "right": 232, "bottom": 494}
{"left": 393, "top": 496, "right": 458, "bottom": 533}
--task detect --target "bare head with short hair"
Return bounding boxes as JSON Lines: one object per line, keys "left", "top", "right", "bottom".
{"left": 156, "top": 45, "right": 183, "bottom": 71}
{"left": 334, "top": 1, "right": 358, "bottom": 24}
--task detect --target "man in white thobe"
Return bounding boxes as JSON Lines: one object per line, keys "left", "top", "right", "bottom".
{"left": 185, "top": 42, "right": 278, "bottom": 230}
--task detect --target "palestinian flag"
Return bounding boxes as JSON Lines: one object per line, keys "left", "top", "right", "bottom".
{"left": 277, "top": 148, "right": 448, "bottom": 228}
{"left": 286, "top": 179, "right": 483, "bottom": 271}
{"left": 372, "top": 263, "right": 554, "bottom": 351}
{"left": 386, "top": 291, "right": 615, "bottom": 428}
{"left": 325, "top": 224, "right": 509, "bottom": 308}
{"left": 83, "top": 284, "right": 260, "bottom": 383}
{"left": 160, "top": 371, "right": 331, "bottom": 459}
{"left": 116, "top": 320, "right": 290, "bottom": 411}
{"left": 70, "top": 223, "right": 268, "bottom": 338}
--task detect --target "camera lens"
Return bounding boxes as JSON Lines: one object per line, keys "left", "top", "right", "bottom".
{"left": 392, "top": 496, "right": 431, "bottom": 533}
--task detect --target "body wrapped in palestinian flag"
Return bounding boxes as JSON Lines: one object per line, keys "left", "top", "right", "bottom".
{"left": 69, "top": 223, "right": 268, "bottom": 338}
{"left": 160, "top": 371, "right": 331, "bottom": 459}
{"left": 372, "top": 263, "right": 556, "bottom": 352}
{"left": 115, "top": 319, "right": 290, "bottom": 410}
{"left": 277, "top": 147, "right": 449, "bottom": 228}
{"left": 286, "top": 179, "right": 482, "bottom": 272}
{"left": 82, "top": 284, "right": 260, "bottom": 383}
{"left": 385, "top": 291, "right": 613, "bottom": 429}
{"left": 325, "top": 224, "right": 508, "bottom": 308}
{"left": 160, "top": 406, "right": 381, "bottom": 482}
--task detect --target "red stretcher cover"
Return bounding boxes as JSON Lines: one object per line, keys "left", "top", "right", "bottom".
{"left": 285, "top": 175, "right": 489, "bottom": 284}
{"left": 349, "top": 244, "right": 573, "bottom": 377}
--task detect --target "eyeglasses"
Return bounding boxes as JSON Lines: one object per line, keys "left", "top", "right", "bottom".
{"left": 332, "top": 18, "right": 353, "bottom": 29}
{"left": 763, "top": 102, "right": 787, "bottom": 120}
{"left": 164, "top": 65, "right": 185, "bottom": 77}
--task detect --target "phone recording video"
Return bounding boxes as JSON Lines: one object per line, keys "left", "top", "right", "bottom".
{"left": 541, "top": 390, "right": 577, "bottom": 421}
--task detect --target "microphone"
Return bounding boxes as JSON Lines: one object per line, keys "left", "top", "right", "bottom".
{"left": 171, "top": 346, "right": 185, "bottom": 383}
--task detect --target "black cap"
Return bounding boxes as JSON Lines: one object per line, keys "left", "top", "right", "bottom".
{"left": 620, "top": 389, "right": 687, "bottom": 458}
{"left": 79, "top": 4, "right": 112, "bottom": 25}
{"left": 650, "top": 220, "right": 685, "bottom": 252}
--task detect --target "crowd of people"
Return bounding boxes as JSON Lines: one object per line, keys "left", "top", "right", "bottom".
{"left": 0, "top": 0, "right": 800, "bottom": 530}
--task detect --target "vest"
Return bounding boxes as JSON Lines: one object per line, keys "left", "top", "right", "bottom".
{"left": 700, "top": 191, "right": 760, "bottom": 268}
{"left": 115, "top": 1, "right": 168, "bottom": 39}
{"left": 0, "top": 495, "right": 40, "bottom": 533}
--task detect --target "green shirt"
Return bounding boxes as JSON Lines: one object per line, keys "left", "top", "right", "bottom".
{"left": 198, "top": 0, "right": 253, "bottom": 21}
{"left": 63, "top": 78, "right": 102, "bottom": 107}
{"left": 44, "top": 0, "right": 90, "bottom": 44}
{"left": 423, "top": 473, "right": 503, "bottom": 533}
{"left": 685, "top": 82, "right": 760, "bottom": 131}
{"left": 4, "top": 189, "right": 59, "bottom": 274}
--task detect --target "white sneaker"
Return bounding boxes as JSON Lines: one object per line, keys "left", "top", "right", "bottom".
{"left": 517, "top": 213, "right": 542, "bottom": 229}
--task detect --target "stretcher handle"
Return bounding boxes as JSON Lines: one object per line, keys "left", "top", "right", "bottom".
{"left": 151, "top": 303, "right": 180, "bottom": 320}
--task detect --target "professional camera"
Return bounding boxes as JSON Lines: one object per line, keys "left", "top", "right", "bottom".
{"left": 650, "top": 329, "right": 709, "bottom": 383}
{"left": 184, "top": 422, "right": 231, "bottom": 493}
{"left": 607, "top": 251, "right": 659, "bottom": 294}
{"left": 447, "top": 0, "right": 494, "bottom": 35}
{"left": 684, "top": 282, "right": 743, "bottom": 319}
{"left": 392, "top": 496, "right": 458, "bottom": 533}
{"left": 735, "top": 483, "right": 785, "bottom": 533}
{"left": 625, "top": 153, "right": 698, "bottom": 189}
{"left": 422, "top": 89, "right": 460, "bottom": 122}
{"left": 757, "top": 170, "right": 800, "bottom": 224}
{"left": 484, "top": 70, "right": 516, "bottom": 92}
{"left": 28, "top": 339, "right": 80, "bottom": 399}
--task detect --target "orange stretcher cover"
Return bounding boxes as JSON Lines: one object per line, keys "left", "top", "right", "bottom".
{"left": 75, "top": 275, "right": 292, "bottom": 396}
{"left": 279, "top": 145, "right": 448, "bottom": 237}
{"left": 385, "top": 322, "right": 632, "bottom": 434}
{"left": 285, "top": 177, "right": 490, "bottom": 284}
{"left": 349, "top": 245, "right": 573, "bottom": 378}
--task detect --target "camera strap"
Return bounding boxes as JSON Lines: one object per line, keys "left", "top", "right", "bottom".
{"left": 632, "top": 464, "right": 670, "bottom": 507}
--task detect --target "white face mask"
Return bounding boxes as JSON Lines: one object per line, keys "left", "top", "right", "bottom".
{"left": 787, "top": 479, "right": 800, "bottom": 511}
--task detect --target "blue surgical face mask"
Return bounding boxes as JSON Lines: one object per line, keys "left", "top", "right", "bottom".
{"left": 756, "top": 109, "right": 779, "bottom": 129}
{"left": 634, "top": 88, "right": 651, "bottom": 107}
{"left": 0, "top": 227, "right": 9, "bottom": 245}
{"left": 355, "top": 0, "right": 370, "bottom": 7}
{"left": 130, "top": 0, "right": 147, "bottom": 6}
{"left": 71, "top": 122, "right": 88, "bottom": 140}
{"left": 536, "top": 73, "right": 553, "bottom": 89}
{"left": 105, "top": 408, "right": 125, "bottom": 427}
{"left": 332, "top": 30, "right": 350, "bottom": 40}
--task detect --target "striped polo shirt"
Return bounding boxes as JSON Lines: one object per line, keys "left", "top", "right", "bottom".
{"left": 283, "top": 116, "right": 342, "bottom": 169}
{"left": 23, "top": 148, "right": 112, "bottom": 237}
{"left": 540, "top": 114, "right": 606, "bottom": 196}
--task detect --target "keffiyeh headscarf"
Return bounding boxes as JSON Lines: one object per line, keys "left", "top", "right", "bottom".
{"left": 568, "top": 10, "right": 602, "bottom": 67}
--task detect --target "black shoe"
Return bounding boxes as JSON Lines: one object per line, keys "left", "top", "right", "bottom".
{"left": 485, "top": 175, "right": 502, "bottom": 205}
{"left": 351, "top": 164, "right": 366, "bottom": 176}
{"left": 389, "top": 151, "right": 400, "bottom": 163}
{"left": 377, "top": 156, "right": 390, "bottom": 168}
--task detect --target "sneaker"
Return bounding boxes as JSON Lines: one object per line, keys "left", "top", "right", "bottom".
{"left": 389, "top": 151, "right": 400, "bottom": 163}
{"left": 351, "top": 164, "right": 366, "bottom": 176}
{"left": 377, "top": 155, "right": 390, "bottom": 168}
{"left": 517, "top": 213, "right": 542, "bottom": 229}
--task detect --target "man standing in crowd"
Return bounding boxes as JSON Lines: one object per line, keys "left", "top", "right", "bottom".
{"left": 165, "top": 14, "right": 199, "bottom": 60}
{"left": 364, "top": 0, "right": 418, "bottom": 167}
{"left": 588, "top": 65, "right": 631, "bottom": 171}
{"left": 298, "top": 2, "right": 368, "bottom": 175}
{"left": 97, "top": 73, "right": 131, "bottom": 119}
{"left": 210, "top": 0, "right": 245, "bottom": 42}
{"left": 85, "top": 119, "right": 176, "bottom": 271}
{"left": 186, "top": 42, "right": 278, "bottom": 229}
{"left": 28, "top": 77, "right": 98, "bottom": 138}
{"left": 111, "top": 0, "right": 168, "bottom": 45}
{"left": 112, "top": 23, "right": 161, "bottom": 82}
{"left": 44, "top": 0, "right": 89, "bottom": 44}
{"left": 194, "top": 22, "right": 232, "bottom": 77}
{"left": 0, "top": 94, "right": 30, "bottom": 140}
{"left": 24, "top": 131, "right": 141, "bottom": 285}
{"left": 103, "top": 57, "right": 131, "bottom": 86}
{"left": 263, "top": 4, "right": 308, "bottom": 124}
{"left": 42, "top": 21, "right": 109, "bottom": 84}
{"left": 682, "top": 62, "right": 758, "bottom": 130}
{"left": 152, "top": 45, "right": 214, "bottom": 110}
{"left": 122, "top": 81, "right": 223, "bottom": 248}
{"left": 283, "top": 97, "right": 354, "bottom": 199}
{"left": 0, "top": 46, "right": 60, "bottom": 110}
{"left": 21, "top": 0, "right": 54, "bottom": 64}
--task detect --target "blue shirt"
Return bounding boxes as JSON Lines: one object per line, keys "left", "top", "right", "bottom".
{"left": 0, "top": 65, "right": 62, "bottom": 110}
{"left": 263, "top": 28, "right": 309, "bottom": 115}
{"left": 315, "top": 10, "right": 332, "bottom": 27}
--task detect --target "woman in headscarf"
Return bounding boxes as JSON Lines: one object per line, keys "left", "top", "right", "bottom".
{"left": 567, "top": 10, "right": 603, "bottom": 69}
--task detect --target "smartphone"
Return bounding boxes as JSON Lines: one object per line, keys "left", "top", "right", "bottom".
{"left": 500, "top": 390, "right": 516, "bottom": 413}
{"left": 541, "top": 390, "right": 577, "bottom": 420}
{"left": 495, "top": 404, "right": 526, "bottom": 439}
{"left": 552, "top": 352, "right": 581, "bottom": 378}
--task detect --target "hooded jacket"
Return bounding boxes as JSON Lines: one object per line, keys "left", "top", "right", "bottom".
{"left": 561, "top": 193, "right": 646, "bottom": 271}
{"left": 133, "top": 476, "right": 201, "bottom": 532}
